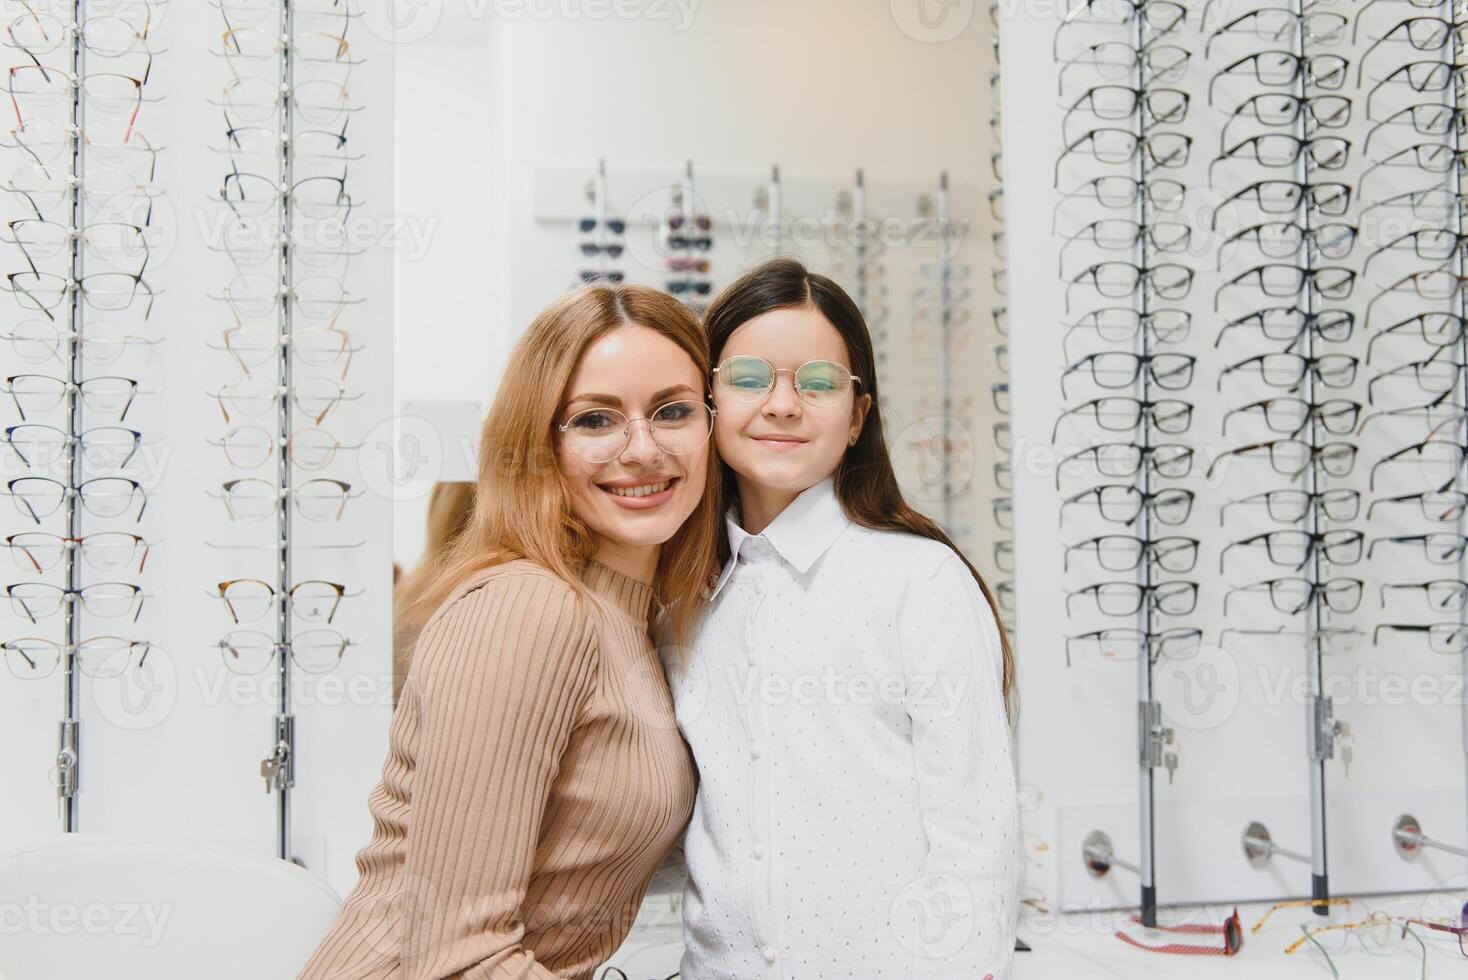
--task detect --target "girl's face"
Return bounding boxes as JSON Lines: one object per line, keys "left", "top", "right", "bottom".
{"left": 555, "top": 324, "right": 710, "bottom": 554}
{"left": 712, "top": 305, "right": 870, "bottom": 498}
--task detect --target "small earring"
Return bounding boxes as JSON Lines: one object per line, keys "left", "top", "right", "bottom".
{"left": 848, "top": 434, "right": 858, "bottom": 446}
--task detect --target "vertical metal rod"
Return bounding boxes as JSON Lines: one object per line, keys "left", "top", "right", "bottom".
{"left": 1129, "top": 4, "right": 1157, "bottom": 926}
{"left": 1292, "top": 0, "right": 1330, "bottom": 911}
{"left": 594, "top": 157, "right": 607, "bottom": 276}
{"left": 938, "top": 172, "right": 953, "bottom": 529}
{"left": 770, "top": 164, "right": 782, "bottom": 256}
{"left": 1449, "top": 0, "right": 1468, "bottom": 863}
{"left": 681, "top": 160, "right": 695, "bottom": 297}
{"left": 275, "top": 0, "right": 297, "bottom": 862}
{"left": 853, "top": 169, "right": 868, "bottom": 316}
{"left": 58, "top": 0, "right": 88, "bottom": 832}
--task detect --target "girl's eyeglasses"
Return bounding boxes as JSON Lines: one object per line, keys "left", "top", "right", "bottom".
{"left": 554, "top": 399, "right": 715, "bottom": 464}
{"left": 2, "top": 635, "right": 152, "bottom": 680}
{"left": 712, "top": 355, "right": 861, "bottom": 409}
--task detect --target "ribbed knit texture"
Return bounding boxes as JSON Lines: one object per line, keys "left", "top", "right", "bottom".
{"left": 297, "top": 558, "right": 697, "bottom": 980}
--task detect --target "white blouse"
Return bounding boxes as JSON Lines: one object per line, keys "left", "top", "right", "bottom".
{"left": 659, "top": 476, "right": 1023, "bottom": 980}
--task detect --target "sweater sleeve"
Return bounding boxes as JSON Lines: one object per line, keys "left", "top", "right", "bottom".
{"left": 894, "top": 554, "right": 1023, "bottom": 980}
{"left": 404, "top": 572, "right": 599, "bottom": 980}
{"left": 299, "top": 569, "right": 600, "bottom": 980}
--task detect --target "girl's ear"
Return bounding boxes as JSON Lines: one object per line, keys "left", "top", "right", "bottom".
{"left": 850, "top": 392, "right": 873, "bottom": 442}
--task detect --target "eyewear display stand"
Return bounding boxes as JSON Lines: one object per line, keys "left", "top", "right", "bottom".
{"left": 1058, "top": 1, "right": 1186, "bottom": 927}
{"left": 1392, "top": 813, "right": 1468, "bottom": 862}
{"left": 55, "top": 0, "right": 92, "bottom": 832}
{"left": 1235, "top": 0, "right": 1349, "bottom": 912}
{"left": 266, "top": 0, "right": 300, "bottom": 865}
{"left": 1451, "top": 0, "right": 1468, "bottom": 855}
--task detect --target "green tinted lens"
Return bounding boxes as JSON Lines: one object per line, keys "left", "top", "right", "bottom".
{"left": 795, "top": 360, "right": 849, "bottom": 405}
{"left": 720, "top": 356, "right": 774, "bottom": 399}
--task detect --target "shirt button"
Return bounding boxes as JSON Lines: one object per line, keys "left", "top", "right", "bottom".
{"left": 761, "top": 945, "right": 776, "bottom": 963}
{"left": 746, "top": 650, "right": 757, "bottom": 665}
{"left": 753, "top": 841, "right": 765, "bottom": 858}
{"left": 750, "top": 743, "right": 761, "bottom": 760}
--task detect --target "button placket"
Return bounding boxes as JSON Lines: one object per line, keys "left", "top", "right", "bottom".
{"left": 737, "top": 547, "right": 780, "bottom": 972}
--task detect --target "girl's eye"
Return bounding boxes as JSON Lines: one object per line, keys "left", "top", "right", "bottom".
{"left": 800, "top": 379, "right": 836, "bottom": 392}
{"left": 732, "top": 376, "right": 768, "bottom": 389}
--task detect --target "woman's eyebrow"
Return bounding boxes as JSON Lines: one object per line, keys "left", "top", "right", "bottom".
{"left": 565, "top": 384, "right": 698, "bottom": 409}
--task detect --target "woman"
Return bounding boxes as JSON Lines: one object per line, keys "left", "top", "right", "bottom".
{"left": 662, "top": 258, "right": 1023, "bottom": 979}
{"left": 299, "top": 282, "right": 722, "bottom": 980}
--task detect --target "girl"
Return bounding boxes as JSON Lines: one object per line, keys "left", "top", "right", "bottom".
{"left": 663, "top": 257, "right": 1022, "bottom": 979}
{"left": 299, "top": 283, "right": 722, "bottom": 980}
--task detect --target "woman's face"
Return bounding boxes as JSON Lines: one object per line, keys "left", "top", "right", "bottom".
{"left": 555, "top": 324, "right": 710, "bottom": 552}
{"left": 712, "top": 305, "right": 870, "bottom": 497}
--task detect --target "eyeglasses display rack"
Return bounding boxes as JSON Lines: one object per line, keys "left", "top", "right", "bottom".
{"left": 0, "top": 0, "right": 169, "bottom": 831}
{"left": 206, "top": 0, "right": 368, "bottom": 864}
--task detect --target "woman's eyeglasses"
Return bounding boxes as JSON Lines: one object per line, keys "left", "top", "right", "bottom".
{"left": 555, "top": 399, "right": 715, "bottom": 464}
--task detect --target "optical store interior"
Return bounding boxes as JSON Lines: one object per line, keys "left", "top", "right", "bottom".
{"left": 1, "top": 1, "right": 1467, "bottom": 978}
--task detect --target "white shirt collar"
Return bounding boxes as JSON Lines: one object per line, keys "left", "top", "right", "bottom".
{"left": 709, "top": 476, "right": 850, "bottom": 601}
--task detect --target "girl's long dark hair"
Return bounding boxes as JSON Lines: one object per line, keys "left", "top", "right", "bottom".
{"left": 704, "top": 257, "right": 1016, "bottom": 723}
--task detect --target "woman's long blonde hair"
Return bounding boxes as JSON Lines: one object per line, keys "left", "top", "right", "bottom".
{"left": 408, "top": 282, "right": 724, "bottom": 655}
{"left": 392, "top": 481, "right": 475, "bottom": 705}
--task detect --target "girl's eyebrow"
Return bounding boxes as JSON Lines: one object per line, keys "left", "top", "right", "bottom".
{"left": 565, "top": 383, "right": 700, "bottom": 409}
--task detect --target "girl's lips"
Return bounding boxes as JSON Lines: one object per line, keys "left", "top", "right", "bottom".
{"left": 752, "top": 435, "right": 807, "bottom": 451}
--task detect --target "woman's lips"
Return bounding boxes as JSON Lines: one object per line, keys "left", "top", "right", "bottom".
{"left": 598, "top": 476, "right": 679, "bottom": 509}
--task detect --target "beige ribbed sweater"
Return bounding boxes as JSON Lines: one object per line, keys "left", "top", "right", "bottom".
{"left": 297, "top": 558, "right": 697, "bottom": 980}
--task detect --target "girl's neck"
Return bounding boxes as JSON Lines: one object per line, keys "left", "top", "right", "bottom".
{"left": 735, "top": 480, "right": 801, "bottom": 536}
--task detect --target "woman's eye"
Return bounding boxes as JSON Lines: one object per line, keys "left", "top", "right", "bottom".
{"left": 570, "top": 411, "right": 617, "bottom": 431}
{"left": 654, "top": 402, "right": 693, "bottom": 423}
